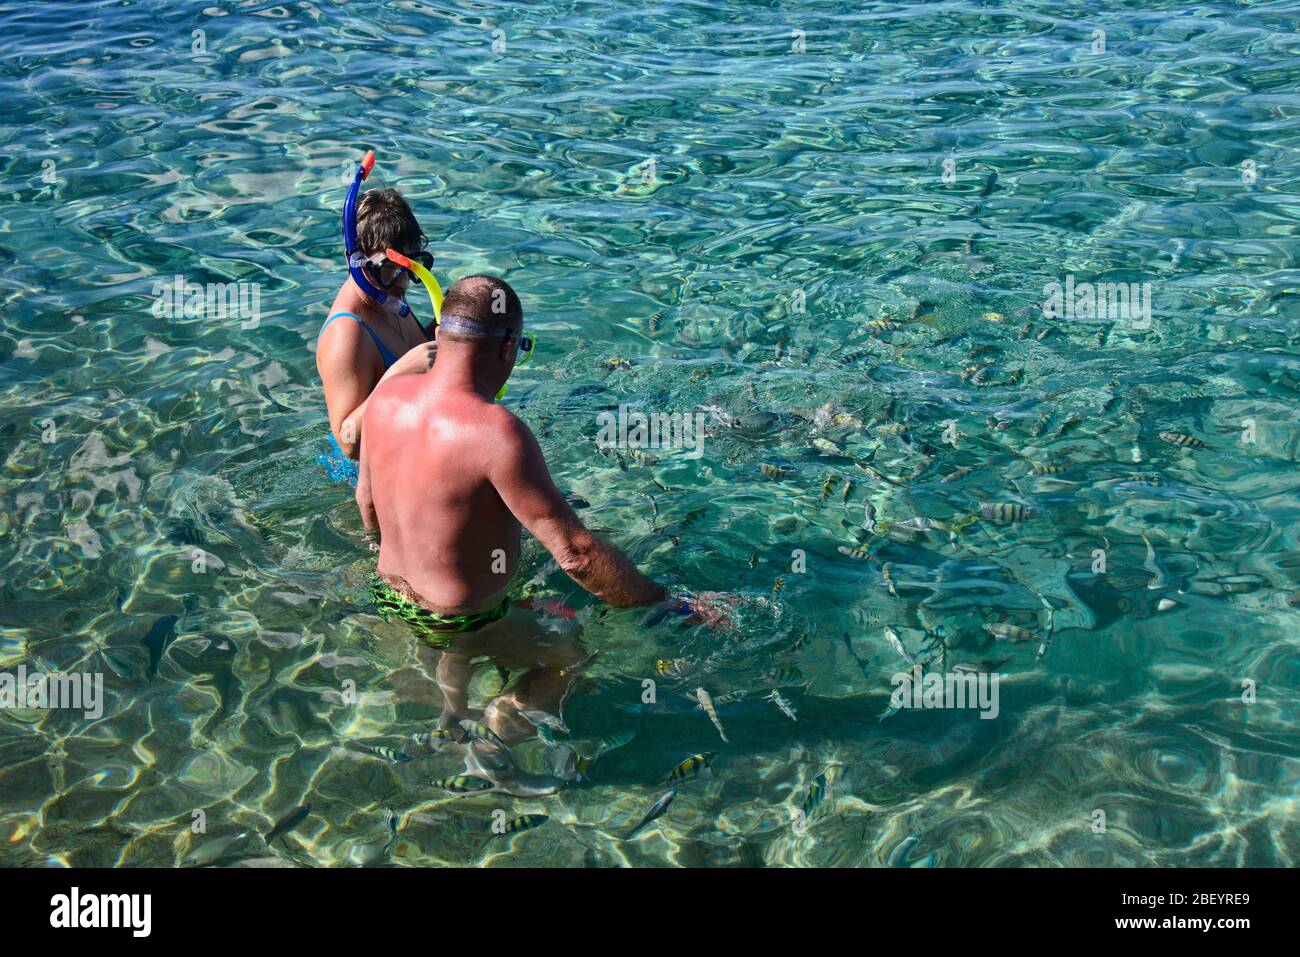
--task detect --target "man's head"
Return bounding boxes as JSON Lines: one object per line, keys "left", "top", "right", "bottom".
{"left": 435, "top": 276, "right": 526, "bottom": 390}
{"left": 355, "top": 188, "right": 425, "bottom": 295}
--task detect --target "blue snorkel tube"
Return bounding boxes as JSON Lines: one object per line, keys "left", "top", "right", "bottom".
{"left": 342, "top": 150, "right": 410, "bottom": 318}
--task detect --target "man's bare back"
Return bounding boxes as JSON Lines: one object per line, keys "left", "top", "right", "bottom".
{"left": 356, "top": 275, "right": 666, "bottom": 619}
{"left": 360, "top": 371, "right": 525, "bottom": 613}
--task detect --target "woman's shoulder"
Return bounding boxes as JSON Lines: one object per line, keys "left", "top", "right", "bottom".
{"left": 316, "top": 309, "right": 382, "bottom": 379}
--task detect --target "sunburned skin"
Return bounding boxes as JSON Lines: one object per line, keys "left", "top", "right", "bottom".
{"left": 357, "top": 325, "right": 664, "bottom": 616}
{"left": 355, "top": 279, "right": 667, "bottom": 744}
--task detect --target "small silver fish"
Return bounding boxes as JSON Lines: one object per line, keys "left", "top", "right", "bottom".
{"left": 182, "top": 831, "right": 255, "bottom": 867}
{"left": 1142, "top": 533, "right": 1169, "bottom": 590}
{"left": 520, "top": 709, "right": 569, "bottom": 734}
{"left": 625, "top": 790, "right": 676, "bottom": 840}
{"left": 265, "top": 804, "right": 311, "bottom": 844}
{"left": 767, "top": 689, "right": 797, "bottom": 722}
{"left": 696, "top": 688, "right": 729, "bottom": 743}
{"left": 863, "top": 502, "right": 878, "bottom": 534}
{"left": 883, "top": 626, "right": 915, "bottom": 666}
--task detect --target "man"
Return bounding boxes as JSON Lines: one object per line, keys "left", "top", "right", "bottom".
{"left": 357, "top": 275, "right": 672, "bottom": 745}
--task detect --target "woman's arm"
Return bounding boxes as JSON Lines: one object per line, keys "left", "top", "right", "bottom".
{"left": 319, "top": 331, "right": 436, "bottom": 461}
{"left": 317, "top": 323, "right": 376, "bottom": 460}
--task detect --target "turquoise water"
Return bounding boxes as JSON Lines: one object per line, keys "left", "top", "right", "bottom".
{"left": 2, "top": 0, "right": 1299, "bottom": 867}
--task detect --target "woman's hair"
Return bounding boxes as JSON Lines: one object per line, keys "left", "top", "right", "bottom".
{"left": 356, "top": 188, "right": 425, "bottom": 257}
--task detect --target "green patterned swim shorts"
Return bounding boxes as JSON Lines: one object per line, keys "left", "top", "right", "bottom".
{"left": 371, "top": 575, "right": 511, "bottom": 648}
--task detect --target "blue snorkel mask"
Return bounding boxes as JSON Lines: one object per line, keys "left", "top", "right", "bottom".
{"left": 342, "top": 150, "right": 410, "bottom": 318}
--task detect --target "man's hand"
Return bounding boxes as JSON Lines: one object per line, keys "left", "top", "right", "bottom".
{"left": 380, "top": 341, "right": 437, "bottom": 382}
{"left": 681, "top": 591, "right": 737, "bottom": 628}
{"left": 650, "top": 590, "right": 736, "bottom": 629}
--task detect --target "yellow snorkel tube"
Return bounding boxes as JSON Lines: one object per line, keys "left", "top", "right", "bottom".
{"left": 385, "top": 247, "right": 443, "bottom": 326}
{"left": 385, "top": 249, "right": 525, "bottom": 401}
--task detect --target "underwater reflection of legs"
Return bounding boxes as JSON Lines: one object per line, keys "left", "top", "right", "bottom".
{"left": 416, "top": 643, "right": 482, "bottom": 731}
{"left": 451, "top": 603, "right": 587, "bottom": 744}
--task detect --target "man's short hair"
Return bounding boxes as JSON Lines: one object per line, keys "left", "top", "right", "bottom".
{"left": 356, "top": 189, "right": 425, "bottom": 258}
{"left": 440, "top": 276, "right": 523, "bottom": 337}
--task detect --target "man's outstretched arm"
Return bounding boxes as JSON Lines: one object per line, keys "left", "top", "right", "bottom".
{"left": 491, "top": 414, "right": 665, "bottom": 607}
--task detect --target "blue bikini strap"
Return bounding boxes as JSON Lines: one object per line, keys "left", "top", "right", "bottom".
{"left": 320, "top": 311, "right": 400, "bottom": 368}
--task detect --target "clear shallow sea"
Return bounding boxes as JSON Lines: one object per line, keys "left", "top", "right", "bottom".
{"left": 1, "top": 0, "right": 1298, "bottom": 867}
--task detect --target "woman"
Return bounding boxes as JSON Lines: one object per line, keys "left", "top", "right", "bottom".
{"left": 316, "top": 186, "right": 437, "bottom": 482}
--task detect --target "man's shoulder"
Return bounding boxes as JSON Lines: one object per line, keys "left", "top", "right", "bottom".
{"left": 368, "top": 371, "right": 421, "bottom": 410}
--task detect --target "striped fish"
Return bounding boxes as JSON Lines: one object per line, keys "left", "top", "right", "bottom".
{"left": 982, "top": 622, "right": 1041, "bottom": 643}
{"left": 1159, "top": 430, "right": 1205, "bottom": 449}
{"left": 667, "top": 752, "right": 715, "bottom": 783}
{"left": 411, "top": 728, "right": 459, "bottom": 749}
{"left": 1029, "top": 462, "right": 1065, "bottom": 475}
{"left": 855, "top": 462, "right": 898, "bottom": 485}
{"left": 490, "top": 813, "right": 548, "bottom": 836}
{"left": 768, "top": 665, "right": 803, "bottom": 685}
{"left": 594, "top": 729, "right": 636, "bottom": 759}
{"left": 980, "top": 502, "right": 1036, "bottom": 523}
{"left": 760, "top": 463, "right": 792, "bottom": 479}
{"left": 695, "top": 688, "right": 729, "bottom": 743}
{"left": 368, "top": 745, "right": 414, "bottom": 763}
{"left": 459, "top": 720, "right": 507, "bottom": 750}
{"left": 821, "top": 474, "right": 840, "bottom": 498}
{"left": 906, "top": 457, "right": 933, "bottom": 482}
{"left": 882, "top": 563, "right": 898, "bottom": 596}
{"left": 801, "top": 773, "right": 828, "bottom": 821}
{"left": 656, "top": 658, "right": 688, "bottom": 677}
{"left": 838, "top": 544, "right": 871, "bottom": 559}
{"left": 1055, "top": 413, "right": 1083, "bottom": 438}
{"left": 433, "top": 774, "right": 493, "bottom": 794}
{"left": 714, "top": 689, "right": 749, "bottom": 705}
